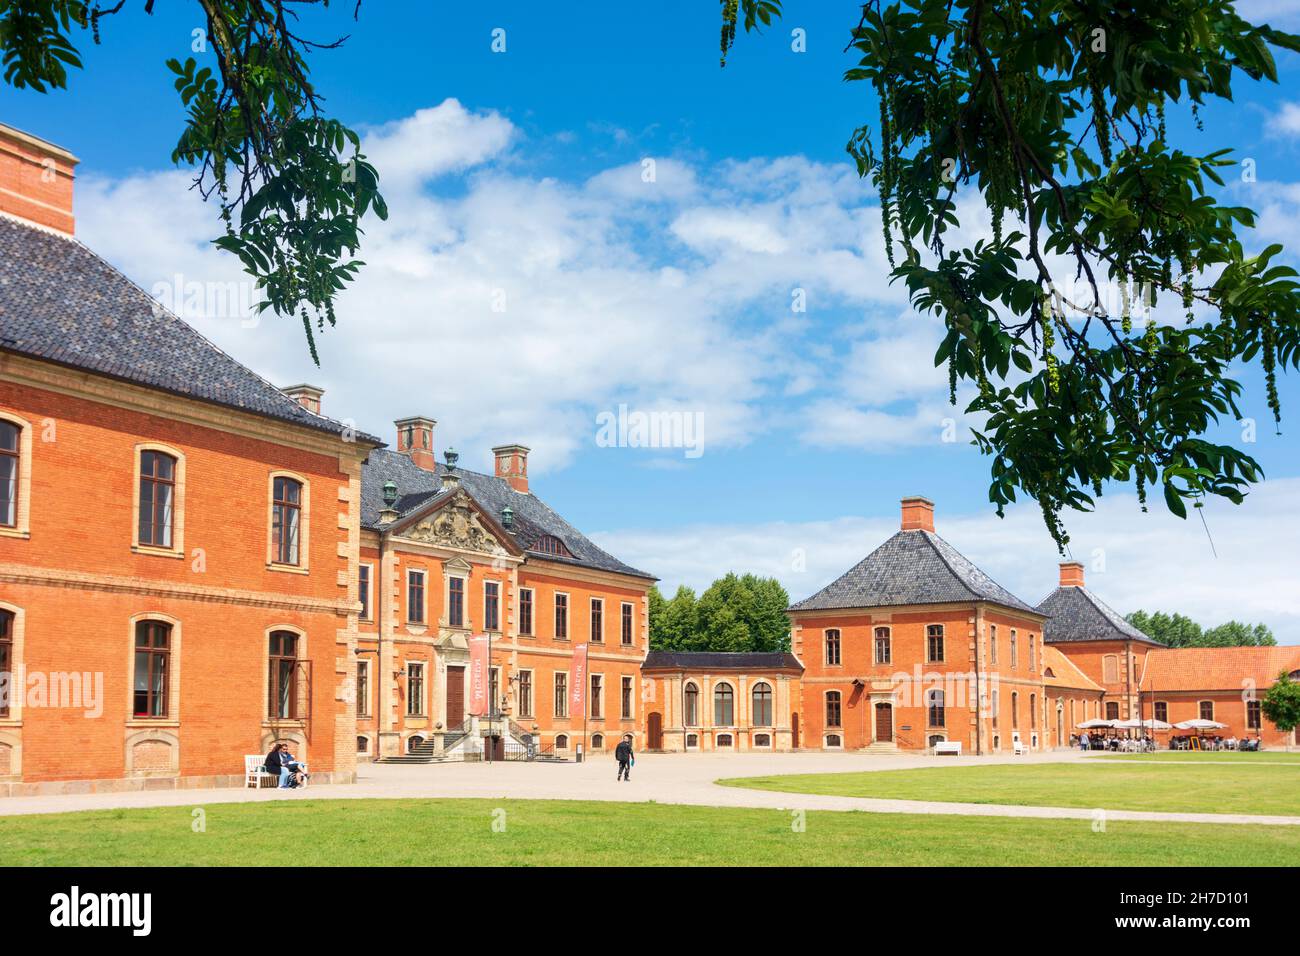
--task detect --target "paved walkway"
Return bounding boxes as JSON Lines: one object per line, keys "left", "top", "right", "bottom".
{"left": 2, "top": 750, "right": 1297, "bottom": 825}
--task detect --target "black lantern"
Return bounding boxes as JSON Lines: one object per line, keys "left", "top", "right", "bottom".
{"left": 444, "top": 447, "right": 459, "bottom": 471}
{"left": 500, "top": 505, "right": 514, "bottom": 529}
{"left": 382, "top": 480, "right": 398, "bottom": 506}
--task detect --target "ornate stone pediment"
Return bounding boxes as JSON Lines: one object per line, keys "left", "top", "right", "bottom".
{"left": 399, "top": 491, "right": 507, "bottom": 556}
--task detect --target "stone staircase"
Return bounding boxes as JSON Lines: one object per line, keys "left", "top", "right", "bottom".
{"left": 375, "top": 736, "right": 445, "bottom": 765}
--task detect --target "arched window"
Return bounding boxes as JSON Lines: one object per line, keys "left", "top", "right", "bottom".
{"left": 751, "top": 682, "right": 773, "bottom": 727}
{"left": 825, "top": 690, "right": 842, "bottom": 728}
{"left": 1012, "top": 691, "right": 1020, "bottom": 728}
{"left": 824, "top": 629, "right": 841, "bottom": 665}
{"left": 926, "top": 624, "right": 944, "bottom": 662}
{"left": 753, "top": 733, "right": 771, "bottom": 747}
{"left": 713, "top": 683, "right": 735, "bottom": 726}
{"left": 591, "top": 733, "right": 605, "bottom": 749}
{"left": 716, "top": 733, "right": 733, "bottom": 747}
{"left": 406, "top": 735, "right": 425, "bottom": 754}
{"left": 927, "top": 689, "right": 945, "bottom": 727}
{"left": 1010, "top": 629, "right": 1018, "bottom": 668}
{"left": 0, "top": 421, "right": 19, "bottom": 528}
{"left": 686, "top": 733, "right": 699, "bottom": 748}
{"left": 356, "top": 735, "right": 369, "bottom": 754}
{"left": 1199, "top": 700, "right": 1214, "bottom": 721}
{"left": 555, "top": 734, "right": 569, "bottom": 750}
{"left": 825, "top": 733, "right": 842, "bottom": 748}
{"left": 874, "top": 626, "right": 891, "bottom": 664}
{"left": 268, "top": 630, "right": 300, "bottom": 719}
{"left": 138, "top": 450, "right": 176, "bottom": 548}
{"left": 133, "top": 619, "right": 171, "bottom": 718}
{"left": 927, "top": 734, "right": 946, "bottom": 749}
{"left": 272, "top": 476, "right": 302, "bottom": 565}
{"left": 683, "top": 682, "right": 699, "bottom": 726}
{"left": 0, "top": 608, "right": 13, "bottom": 718}
{"left": 1030, "top": 693, "right": 1037, "bottom": 728}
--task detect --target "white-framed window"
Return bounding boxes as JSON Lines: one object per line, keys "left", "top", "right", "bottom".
{"left": 406, "top": 661, "right": 426, "bottom": 716}
{"left": 133, "top": 442, "right": 186, "bottom": 556}
{"left": 356, "top": 659, "right": 371, "bottom": 718}
{"left": 407, "top": 569, "right": 427, "bottom": 625}
{"left": 484, "top": 580, "right": 501, "bottom": 632}
{"left": 266, "top": 471, "right": 309, "bottom": 571}
{"left": 590, "top": 597, "right": 604, "bottom": 643}
{"left": 824, "top": 628, "right": 841, "bottom": 665}
{"left": 446, "top": 574, "right": 465, "bottom": 628}
{"left": 358, "top": 563, "right": 373, "bottom": 621}
{"left": 620, "top": 601, "right": 635, "bottom": 645}
{"left": 519, "top": 587, "right": 535, "bottom": 636}
{"left": 0, "top": 413, "right": 32, "bottom": 537}
{"left": 554, "top": 592, "right": 569, "bottom": 639}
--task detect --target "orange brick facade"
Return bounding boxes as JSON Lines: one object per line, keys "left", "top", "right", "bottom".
{"left": 0, "top": 358, "right": 372, "bottom": 792}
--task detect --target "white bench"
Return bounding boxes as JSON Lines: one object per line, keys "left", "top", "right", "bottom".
{"left": 1012, "top": 735, "right": 1029, "bottom": 756}
{"left": 933, "top": 741, "right": 962, "bottom": 756}
{"left": 244, "top": 755, "right": 279, "bottom": 789}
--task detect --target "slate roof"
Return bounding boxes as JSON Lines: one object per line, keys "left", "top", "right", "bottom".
{"left": 360, "top": 447, "right": 655, "bottom": 580}
{"left": 1035, "top": 585, "right": 1161, "bottom": 646}
{"left": 0, "top": 214, "right": 377, "bottom": 443}
{"left": 1139, "top": 646, "right": 1300, "bottom": 692}
{"left": 1042, "top": 645, "right": 1104, "bottom": 691}
{"left": 788, "top": 529, "right": 1038, "bottom": 614}
{"left": 642, "top": 651, "right": 803, "bottom": 671}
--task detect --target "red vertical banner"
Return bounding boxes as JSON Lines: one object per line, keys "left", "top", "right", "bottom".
{"left": 468, "top": 633, "right": 489, "bottom": 717}
{"left": 569, "top": 642, "right": 589, "bottom": 718}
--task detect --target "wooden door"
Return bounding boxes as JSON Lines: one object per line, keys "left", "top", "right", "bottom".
{"left": 791, "top": 712, "right": 800, "bottom": 749}
{"left": 875, "top": 702, "right": 893, "bottom": 742}
{"left": 446, "top": 666, "right": 465, "bottom": 728}
{"left": 647, "top": 711, "right": 663, "bottom": 750}
{"left": 488, "top": 735, "right": 505, "bottom": 761}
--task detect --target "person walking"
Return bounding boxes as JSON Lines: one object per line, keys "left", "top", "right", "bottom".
{"left": 615, "top": 736, "right": 634, "bottom": 782}
{"left": 1079, "top": 731, "right": 1089, "bottom": 752}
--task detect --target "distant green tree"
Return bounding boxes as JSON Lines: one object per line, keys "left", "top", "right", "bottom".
{"left": 1202, "top": 621, "right": 1277, "bottom": 647}
{"left": 648, "top": 585, "right": 701, "bottom": 651}
{"left": 1126, "top": 610, "right": 1275, "bottom": 647}
{"left": 1260, "top": 671, "right": 1300, "bottom": 737}
{"left": 648, "top": 574, "right": 791, "bottom": 652}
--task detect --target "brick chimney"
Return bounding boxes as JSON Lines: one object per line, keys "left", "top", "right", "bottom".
{"left": 281, "top": 384, "right": 323, "bottom": 415}
{"left": 0, "top": 123, "right": 78, "bottom": 235}
{"left": 395, "top": 416, "right": 436, "bottom": 471}
{"left": 900, "top": 496, "right": 935, "bottom": 532}
{"left": 1059, "top": 561, "right": 1085, "bottom": 587}
{"left": 493, "top": 444, "right": 530, "bottom": 493}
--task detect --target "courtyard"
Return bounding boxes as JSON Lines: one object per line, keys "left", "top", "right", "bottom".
{"left": 1, "top": 750, "right": 1297, "bottom": 866}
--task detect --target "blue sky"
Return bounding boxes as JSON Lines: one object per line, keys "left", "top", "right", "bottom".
{"left": 2, "top": 1, "right": 1298, "bottom": 637}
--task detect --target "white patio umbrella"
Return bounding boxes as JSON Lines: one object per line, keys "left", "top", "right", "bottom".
{"left": 1173, "top": 719, "right": 1228, "bottom": 730}
{"left": 1076, "top": 719, "right": 1116, "bottom": 729}
{"left": 1116, "top": 718, "right": 1172, "bottom": 730}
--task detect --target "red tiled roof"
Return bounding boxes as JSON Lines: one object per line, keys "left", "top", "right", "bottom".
{"left": 1042, "top": 645, "right": 1103, "bottom": 691}
{"left": 1138, "top": 646, "right": 1300, "bottom": 692}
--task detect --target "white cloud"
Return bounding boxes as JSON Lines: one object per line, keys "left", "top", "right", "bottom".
{"left": 75, "top": 100, "right": 896, "bottom": 473}
{"left": 1266, "top": 102, "right": 1300, "bottom": 139}
{"left": 595, "top": 479, "right": 1300, "bottom": 644}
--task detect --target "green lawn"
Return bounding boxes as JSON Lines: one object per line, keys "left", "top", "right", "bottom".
{"left": 719, "top": 761, "right": 1300, "bottom": 816}
{"left": 0, "top": 798, "right": 1295, "bottom": 866}
{"left": 1098, "top": 751, "right": 1300, "bottom": 763}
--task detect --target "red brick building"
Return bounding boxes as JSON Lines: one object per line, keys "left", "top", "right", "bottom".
{"left": 354, "top": 426, "right": 655, "bottom": 763}
{"left": 0, "top": 123, "right": 379, "bottom": 794}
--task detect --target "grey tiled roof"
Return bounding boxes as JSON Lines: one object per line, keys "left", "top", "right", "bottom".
{"left": 1036, "top": 585, "right": 1161, "bottom": 646}
{"left": 0, "top": 214, "right": 377, "bottom": 443}
{"left": 360, "top": 448, "right": 655, "bottom": 580}
{"left": 642, "top": 651, "right": 803, "bottom": 671}
{"left": 789, "top": 529, "right": 1037, "bottom": 614}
